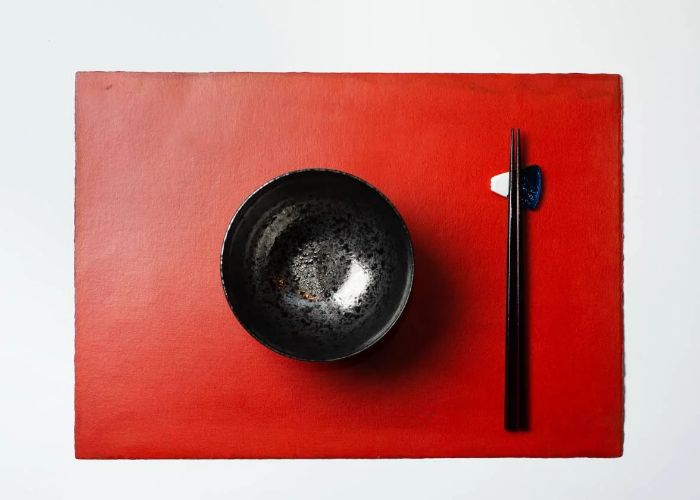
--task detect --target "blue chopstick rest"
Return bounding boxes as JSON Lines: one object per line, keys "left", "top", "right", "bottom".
{"left": 490, "top": 165, "right": 543, "bottom": 210}
{"left": 521, "top": 165, "right": 542, "bottom": 210}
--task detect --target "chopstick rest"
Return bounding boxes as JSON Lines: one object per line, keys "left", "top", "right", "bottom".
{"left": 490, "top": 166, "right": 542, "bottom": 209}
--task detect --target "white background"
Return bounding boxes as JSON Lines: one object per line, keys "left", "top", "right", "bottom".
{"left": 1, "top": 1, "right": 698, "bottom": 498}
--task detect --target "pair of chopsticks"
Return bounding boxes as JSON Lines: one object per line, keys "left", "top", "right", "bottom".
{"left": 505, "top": 128, "right": 528, "bottom": 431}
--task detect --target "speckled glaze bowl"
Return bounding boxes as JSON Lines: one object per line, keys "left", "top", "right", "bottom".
{"left": 221, "top": 169, "right": 414, "bottom": 361}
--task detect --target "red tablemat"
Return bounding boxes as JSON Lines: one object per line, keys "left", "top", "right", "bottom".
{"left": 75, "top": 72, "right": 623, "bottom": 458}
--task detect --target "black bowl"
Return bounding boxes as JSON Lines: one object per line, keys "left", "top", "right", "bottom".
{"left": 221, "top": 169, "right": 414, "bottom": 361}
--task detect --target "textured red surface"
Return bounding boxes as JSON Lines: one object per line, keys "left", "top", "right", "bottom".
{"left": 75, "top": 72, "right": 623, "bottom": 458}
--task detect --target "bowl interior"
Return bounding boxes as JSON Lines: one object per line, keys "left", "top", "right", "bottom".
{"left": 221, "top": 170, "right": 413, "bottom": 361}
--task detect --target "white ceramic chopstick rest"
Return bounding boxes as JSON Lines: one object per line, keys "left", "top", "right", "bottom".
{"left": 490, "top": 171, "right": 510, "bottom": 198}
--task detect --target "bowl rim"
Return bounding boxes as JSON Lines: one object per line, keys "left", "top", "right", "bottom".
{"left": 220, "top": 167, "right": 415, "bottom": 362}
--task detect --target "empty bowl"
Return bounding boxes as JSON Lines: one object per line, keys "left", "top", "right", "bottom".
{"left": 220, "top": 169, "right": 414, "bottom": 361}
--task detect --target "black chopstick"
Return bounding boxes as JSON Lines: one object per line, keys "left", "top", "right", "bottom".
{"left": 505, "top": 128, "right": 528, "bottom": 431}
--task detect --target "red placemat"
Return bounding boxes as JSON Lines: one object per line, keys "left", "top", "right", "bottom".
{"left": 75, "top": 72, "right": 623, "bottom": 458}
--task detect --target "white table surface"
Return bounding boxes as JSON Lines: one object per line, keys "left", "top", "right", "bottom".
{"left": 1, "top": 1, "right": 698, "bottom": 498}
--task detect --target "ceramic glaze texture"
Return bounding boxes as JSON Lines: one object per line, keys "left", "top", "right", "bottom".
{"left": 221, "top": 170, "right": 414, "bottom": 361}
